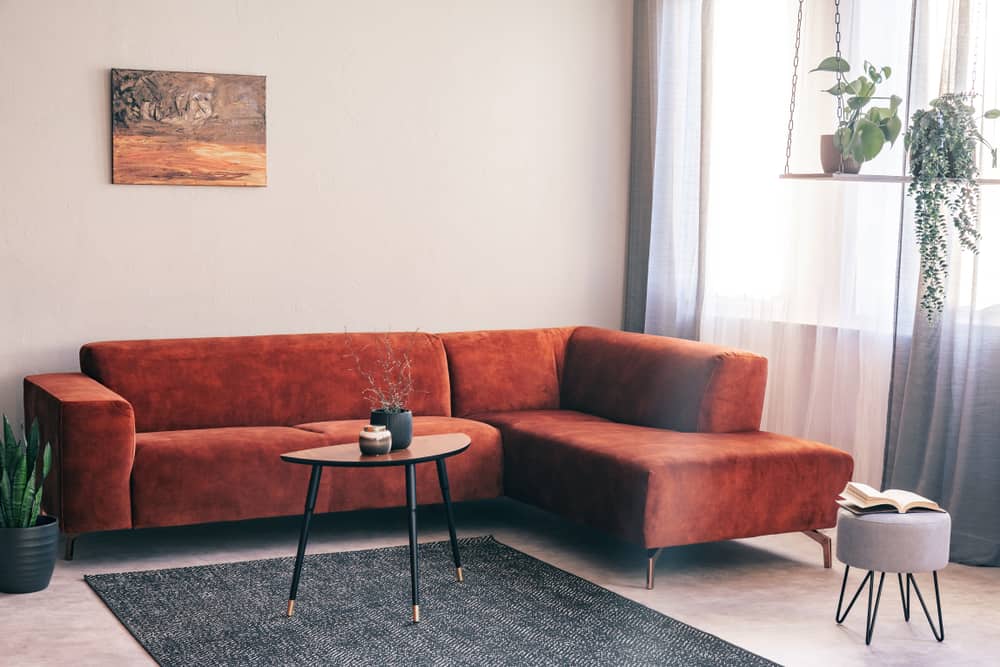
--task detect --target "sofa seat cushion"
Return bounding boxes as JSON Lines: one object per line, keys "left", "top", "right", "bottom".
{"left": 471, "top": 410, "right": 854, "bottom": 548}
{"left": 132, "top": 418, "right": 502, "bottom": 529}
{"left": 132, "top": 427, "right": 329, "bottom": 528}
{"left": 294, "top": 416, "right": 503, "bottom": 508}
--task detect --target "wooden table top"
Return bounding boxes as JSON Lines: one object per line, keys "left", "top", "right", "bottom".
{"left": 280, "top": 432, "right": 471, "bottom": 467}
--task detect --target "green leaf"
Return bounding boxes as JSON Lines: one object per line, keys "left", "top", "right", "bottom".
{"left": 853, "top": 118, "right": 886, "bottom": 162}
{"left": 890, "top": 95, "right": 903, "bottom": 114}
{"left": 812, "top": 56, "right": 851, "bottom": 73}
{"left": 867, "top": 108, "right": 884, "bottom": 122}
{"left": 985, "top": 109, "right": 1000, "bottom": 120}
{"left": 9, "top": 451, "right": 26, "bottom": 525}
{"left": 25, "top": 419, "right": 39, "bottom": 482}
{"left": 847, "top": 95, "right": 871, "bottom": 111}
{"left": 882, "top": 66, "right": 892, "bottom": 79}
{"left": 883, "top": 114, "right": 902, "bottom": 145}
{"left": 0, "top": 467, "right": 12, "bottom": 527}
{"left": 19, "top": 477, "right": 35, "bottom": 526}
{"left": 824, "top": 83, "right": 851, "bottom": 96}
{"left": 28, "top": 485, "right": 43, "bottom": 527}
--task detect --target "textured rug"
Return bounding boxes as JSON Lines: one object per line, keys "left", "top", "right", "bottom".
{"left": 86, "top": 536, "right": 777, "bottom": 666}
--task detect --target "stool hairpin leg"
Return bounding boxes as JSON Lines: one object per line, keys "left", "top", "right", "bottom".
{"left": 898, "top": 573, "right": 910, "bottom": 621}
{"left": 835, "top": 566, "right": 885, "bottom": 645}
{"left": 836, "top": 566, "right": 870, "bottom": 623}
{"left": 908, "top": 572, "right": 944, "bottom": 641}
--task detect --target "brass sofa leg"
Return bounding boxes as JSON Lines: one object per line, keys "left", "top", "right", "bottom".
{"left": 64, "top": 533, "right": 79, "bottom": 561}
{"left": 646, "top": 548, "right": 663, "bottom": 589}
{"left": 803, "top": 529, "right": 832, "bottom": 568}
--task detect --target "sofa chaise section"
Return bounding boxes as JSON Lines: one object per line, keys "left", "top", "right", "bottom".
{"left": 444, "top": 326, "right": 854, "bottom": 586}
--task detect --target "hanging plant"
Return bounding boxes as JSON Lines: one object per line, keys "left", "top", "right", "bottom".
{"left": 905, "top": 93, "right": 999, "bottom": 316}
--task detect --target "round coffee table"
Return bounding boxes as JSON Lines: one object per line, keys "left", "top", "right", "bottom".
{"left": 280, "top": 432, "right": 471, "bottom": 623}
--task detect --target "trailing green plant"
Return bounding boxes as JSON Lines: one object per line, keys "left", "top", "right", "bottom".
{"left": 0, "top": 416, "right": 51, "bottom": 529}
{"left": 905, "top": 93, "right": 1000, "bottom": 316}
{"left": 812, "top": 56, "right": 903, "bottom": 164}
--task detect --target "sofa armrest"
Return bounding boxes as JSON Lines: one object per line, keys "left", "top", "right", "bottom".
{"left": 24, "top": 373, "right": 136, "bottom": 534}
{"left": 561, "top": 327, "right": 767, "bottom": 433}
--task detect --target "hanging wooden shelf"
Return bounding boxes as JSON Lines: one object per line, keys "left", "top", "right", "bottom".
{"left": 780, "top": 173, "right": 1000, "bottom": 184}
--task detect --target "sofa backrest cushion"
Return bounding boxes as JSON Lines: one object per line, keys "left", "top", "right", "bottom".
{"left": 441, "top": 328, "right": 574, "bottom": 417}
{"left": 81, "top": 332, "right": 451, "bottom": 432}
{"left": 561, "top": 326, "right": 767, "bottom": 432}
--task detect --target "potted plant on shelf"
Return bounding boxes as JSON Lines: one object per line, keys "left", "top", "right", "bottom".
{"left": 812, "top": 56, "right": 903, "bottom": 174}
{"left": 0, "top": 416, "right": 56, "bottom": 594}
{"left": 905, "top": 93, "right": 999, "bottom": 316}
{"left": 348, "top": 333, "right": 416, "bottom": 450}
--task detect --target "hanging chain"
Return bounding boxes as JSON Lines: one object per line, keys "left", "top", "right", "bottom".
{"left": 834, "top": 0, "right": 844, "bottom": 125}
{"left": 970, "top": 0, "right": 982, "bottom": 94}
{"left": 784, "top": 0, "right": 805, "bottom": 174}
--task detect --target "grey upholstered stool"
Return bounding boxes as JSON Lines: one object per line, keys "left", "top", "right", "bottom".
{"left": 835, "top": 508, "right": 950, "bottom": 644}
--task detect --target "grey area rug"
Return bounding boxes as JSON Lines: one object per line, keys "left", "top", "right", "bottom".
{"left": 86, "top": 536, "right": 777, "bottom": 666}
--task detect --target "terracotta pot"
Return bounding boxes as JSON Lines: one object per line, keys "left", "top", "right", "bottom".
{"left": 820, "top": 134, "right": 862, "bottom": 174}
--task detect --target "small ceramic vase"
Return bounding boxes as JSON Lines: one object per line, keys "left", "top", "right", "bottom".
{"left": 359, "top": 424, "right": 392, "bottom": 455}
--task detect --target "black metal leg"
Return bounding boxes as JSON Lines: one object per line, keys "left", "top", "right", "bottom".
{"left": 436, "top": 458, "right": 463, "bottom": 582}
{"left": 908, "top": 572, "right": 945, "bottom": 641}
{"left": 406, "top": 463, "right": 420, "bottom": 622}
{"left": 287, "top": 464, "right": 322, "bottom": 617}
{"left": 899, "top": 573, "right": 911, "bottom": 621}
{"left": 836, "top": 566, "right": 873, "bottom": 623}
{"left": 865, "top": 572, "right": 886, "bottom": 645}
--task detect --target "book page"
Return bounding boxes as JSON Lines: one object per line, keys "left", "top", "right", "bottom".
{"left": 883, "top": 489, "right": 940, "bottom": 512}
{"left": 844, "top": 482, "right": 882, "bottom": 502}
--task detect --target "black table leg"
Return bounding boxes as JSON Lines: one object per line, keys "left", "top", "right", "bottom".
{"left": 406, "top": 463, "right": 420, "bottom": 622}
{"left": 436, "top": 458, "right": 463, "bottom": 582}
{"left": 287, "top": 464, "right": 322, "bottom": 617}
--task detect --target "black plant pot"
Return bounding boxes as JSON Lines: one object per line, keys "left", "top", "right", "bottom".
{"left": 370, "top": 409, "right": 413, "bottom": 450}
{"left": 0, "top": 514, "right": 59, "bottom": 594}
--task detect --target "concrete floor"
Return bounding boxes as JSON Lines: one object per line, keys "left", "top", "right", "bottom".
{"left": 2, "top": 498, "right": 998, "bottom": 666}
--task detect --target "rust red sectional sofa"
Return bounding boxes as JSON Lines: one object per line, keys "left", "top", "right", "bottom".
{"left": 24, "top": 326, "right": 853, "bottom": 585}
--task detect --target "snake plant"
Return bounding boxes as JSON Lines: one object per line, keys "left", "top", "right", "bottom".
{"left": 0, "top": 416, "right": 51, "bottom": 528}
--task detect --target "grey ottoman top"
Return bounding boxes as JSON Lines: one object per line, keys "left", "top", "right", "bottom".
{"left": 836, "top": 509, "right": 951, "bottom": 573}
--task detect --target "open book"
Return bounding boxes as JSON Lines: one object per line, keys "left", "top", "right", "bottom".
{"left": 837, "top": 482, "right": 945, "bottom": 515}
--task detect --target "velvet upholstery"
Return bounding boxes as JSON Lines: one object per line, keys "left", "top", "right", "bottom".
{"left": 561, "top": 326, "right": 768, "bottom": 433}
{"left": 440, "top": 328, "right": 573, "bottom": 417}
{"left": 25, "top": 326, "right": 853, "bottom": 557}
{"left": 474, "top": 409, "right": 854, "bottom": 548}
{"left": 80, "top": 332, "right": 451, "bottom": 432}
{"left": 23, "top": 373, "right": 136, "bottom": 535}
{"left": 131, "top": 417, "right": 501, "bottom": 528}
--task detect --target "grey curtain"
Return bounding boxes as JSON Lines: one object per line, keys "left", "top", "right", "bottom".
{"left": 623, "top": 0, "right": 709, "bottom": 339}
{"left": 883, "top": 0, "right": 1000, "bottom": 566}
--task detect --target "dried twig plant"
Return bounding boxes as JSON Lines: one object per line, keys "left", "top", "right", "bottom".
{"left": 345, "top": 332, "right": 416, "bottom": 413}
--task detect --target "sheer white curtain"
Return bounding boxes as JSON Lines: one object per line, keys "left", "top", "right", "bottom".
{"left": 698, "top": 0, "right": 914, "bottom": 484}
{"left": 884, "top": 0, "right": 1000, "bottom": 565}
{"left": 642, "top": 0, "right": 703, "bottom": 339}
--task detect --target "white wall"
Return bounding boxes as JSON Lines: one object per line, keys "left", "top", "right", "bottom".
{"left": 0, "top": 0, "right": 632, "bottom": 424}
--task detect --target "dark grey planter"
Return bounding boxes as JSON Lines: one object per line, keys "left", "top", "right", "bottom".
{"left": 370, "top": 409, "right": 413, "bottom": 450}
{"left": 0, "top": 514, "right": 59, "bottom": 594}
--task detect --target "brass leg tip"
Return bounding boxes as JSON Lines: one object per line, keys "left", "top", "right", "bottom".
{"left": 413, "top": 605, "right": 421, "bottom": 623}
{"left": 286, "top": 600, "right": 295, "bottom": 617}
{"left": 456, "top": 567, "right": 464, "bottom": 583}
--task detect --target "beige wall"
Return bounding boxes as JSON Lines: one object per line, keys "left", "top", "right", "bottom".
{"left": 0, "top": 0, "right": 632, "bottom": 423}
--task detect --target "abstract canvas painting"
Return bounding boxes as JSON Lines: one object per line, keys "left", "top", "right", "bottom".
{"left": 111, "top": 68, "right": 266, "bottom": 186}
